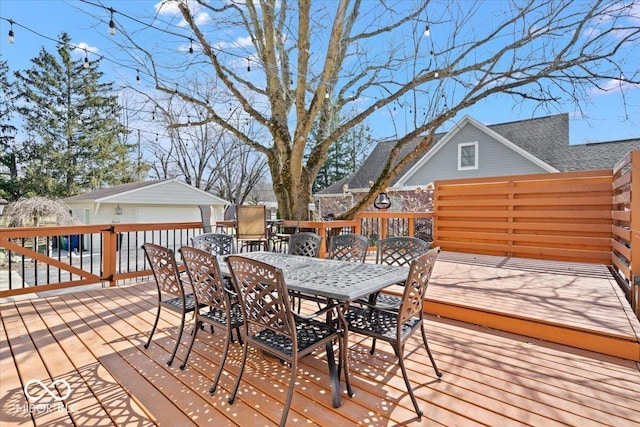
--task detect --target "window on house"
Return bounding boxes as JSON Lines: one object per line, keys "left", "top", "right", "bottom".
{"left": 458, "top": 142, "right": 478, "bottom": 170}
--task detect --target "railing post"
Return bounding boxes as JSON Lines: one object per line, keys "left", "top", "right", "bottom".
{"left": 103, "top": 226, "right": 117, "bottom": 287}
{"left": 631, "top": 151, "right": 640, "bottom": 319}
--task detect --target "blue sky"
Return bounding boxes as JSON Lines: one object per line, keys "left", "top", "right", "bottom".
{"left": 1, "top": 0, "right": 639, "bottom": 145}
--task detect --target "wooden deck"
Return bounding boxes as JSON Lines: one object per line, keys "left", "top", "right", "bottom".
{"left": 2, "top": 254, "right": 640, "bottom": 426}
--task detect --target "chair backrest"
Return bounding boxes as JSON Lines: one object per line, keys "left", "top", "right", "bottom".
{"left": 288, "top": 232, "right": 322, "bottom": 257}
{"left": 398, "top": 247, "right": 439, "bottom": 325}
{"left": 328, "top": 233, "right": 368, "bottom": 262}
{"left": 226, "top": 255, "right": 295, "bottom": 349}
{"left": 180, "top": 246, "right": 229, "bottom": 309}
{"left": 142, "top": 243, "right": 184, "bottom": 298}
{"left": 236, "top": 205, "right": 267, "bottom": 240}
{"left": 377, "top": 236, "right": 429, "bottom": 266}
{"left": 191, "top": 233, "right": 235, "bottom": 255}
{"left": 199, "top": 205, "right": 216, "bottom": 233}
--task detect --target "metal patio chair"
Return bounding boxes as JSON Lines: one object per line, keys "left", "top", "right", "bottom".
{"left": 225, "top": 255, "right": 352, "bottom": 427}
{"left": 367, "top": 236, "right": 430, "bottom": 353}
{"left": 345, "top": 247, "right": 442, "bottom": 418}
{"left": 178, "top": 246, "right": 244, "bottom": 394}
{"left": 190, "top": 232, "right": 235, "bottom": 256}
{"left": 327, "top": 233, "right": 369, "bottom": 263}
{"left": 288, "top": 231, "right": 322, "bottom": 257}
{"left": 288, "top": 231, "right": 322, "bottom": 312}
{"left": 142, "top": 243, "right": 200, "bottom": 366}
{"left": 372, "top": 236, "right": 430, "bottom": 307}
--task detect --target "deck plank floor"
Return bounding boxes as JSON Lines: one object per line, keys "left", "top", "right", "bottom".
{"left": 2, "top": 254, "right": 640, "bottom": 426}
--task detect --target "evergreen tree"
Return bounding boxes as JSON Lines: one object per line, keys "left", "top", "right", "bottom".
{"left": 0, "top": 56, "right": 20, "bottom": 200}
{"left": 312, "top": 108, "right": 373, "bottom": 194}
{"left": 14, "top": 33, "right": 137, "bottom": 197}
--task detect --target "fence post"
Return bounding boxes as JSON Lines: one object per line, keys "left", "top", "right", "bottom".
{"left": 630, "top": 151, "right": 640, "bottom": 318}
{"left": 103, "top": 226, "right": 117, "bottom": 287}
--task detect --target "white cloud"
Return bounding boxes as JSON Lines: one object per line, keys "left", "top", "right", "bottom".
{"left": 73, "top": 42, "right": 98, "bottom": 55}
{"left": 155, "top": 0, "right": 208, "bottom": 27}
{"left": 589, "top": 77, "right": 640, "bottom": 96}
{"left": 213, "top": 36, "right": 253, "bottom": 50}
{"left": 194, "top": 12, "right": 211, "bottom": 25}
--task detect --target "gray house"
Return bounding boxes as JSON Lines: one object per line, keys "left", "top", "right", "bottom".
{"left": 318, "top": 113, "right": 640, "bottom": 213}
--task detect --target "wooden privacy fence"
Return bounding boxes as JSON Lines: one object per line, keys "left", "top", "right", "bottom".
{"left": 612, "top": 151, "right": 640, "bottom": 319}
{"left": 432, "top": 169, "right": 614, "bottom": 264}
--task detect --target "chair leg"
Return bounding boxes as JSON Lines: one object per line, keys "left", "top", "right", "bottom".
{"left": 180, "top": 319, "right": 200, "bottom": 370}
{"left": 369, "top": 338, "right": 377, "bottom": 355}
{"left": 228, "top": 340, "right": 249, "bottom": 404}
{"left": 420, "top": 323, "right": 442, "bottom": 378}
{"left": 279, "top": 359, "right": 297, "bottom": 427}
{"left": 168, "top": 311, "right": 187, "bottom": 366}
{"left": 144, "top": 304, "right": 161, "bottom": 349}
{"left": 234, "top": 327, "right": 244, "bottom": 345}
{"left": 210, "top": 325, "right": 232, "bottom": 395}
{"left": 395, "top": 343, "right": 423, "bottom": 418}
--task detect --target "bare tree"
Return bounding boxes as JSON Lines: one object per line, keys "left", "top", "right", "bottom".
{"left": 145, "top": 86, "right": 268, "bottom": 200}
{"left": 82, "top": 0, "right": 639, "bottom": 219}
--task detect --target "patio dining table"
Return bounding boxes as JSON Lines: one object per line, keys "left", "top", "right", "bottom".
{"left": 218, "top": 251, "right": 409, "bottom": 407}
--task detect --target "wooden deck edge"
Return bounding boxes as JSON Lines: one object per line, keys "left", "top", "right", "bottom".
{"left": 423, "top": 300, "right": 640, "bottom": 362}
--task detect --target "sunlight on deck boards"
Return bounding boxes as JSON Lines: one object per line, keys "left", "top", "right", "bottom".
{"left": 1, "top": 279, "right": 640, "bottom": 426}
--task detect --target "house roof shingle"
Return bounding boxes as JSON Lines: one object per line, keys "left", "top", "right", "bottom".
{"left": 64, "top": 180, "right": 166, "bottom": 202}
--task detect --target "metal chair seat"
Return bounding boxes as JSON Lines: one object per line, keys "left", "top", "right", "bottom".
{"left": 345, "top": 306, "right": 419, "bottom": 341}
{"left": 253, "top": 318, "right": 338, "bottom": 357}
{"left": 160, "top": 293, "right": 199, "bottom": 311}
{"left": 199, "top": 301, "right": 244, "bottom": 326}
{"left": 369, "top": 293, "right": 401, "bottom": 309}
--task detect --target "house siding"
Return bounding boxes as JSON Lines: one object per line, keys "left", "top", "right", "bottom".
{"left": 401, "top": 122, "right": 548, "bottom": 186}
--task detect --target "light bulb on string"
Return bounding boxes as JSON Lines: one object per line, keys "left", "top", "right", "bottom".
{"left": 8, "top": 19, "right": 14, "bottom": 44}
{"left": 434, "top": 71, "right": 439, "bottom": 78}
{"left": 108, "top": 8, "right": 116, "bottom": 36}
{"left": 424, "top": 25, "right": 430, "bottom": 37}
{"left": 247, "top": 58, "right": 251, "bottom": 72}
{"left": 83, "top": 51, "right": 89, "bottom": 69}
{"left": 189, "top": 38, "right": 194, "bottom": 54}
{"left": 136, "top": 69, "right": 140, "bottom": 84}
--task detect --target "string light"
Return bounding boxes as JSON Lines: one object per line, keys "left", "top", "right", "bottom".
{"left": 189, "top": 38, "right": 193, "bottom": 54}
{"left": 83, "top": 50, "right": 89, "bottom": 69}
{"left": 247, "top": 58, "right": 251, "bottom": 72}
{"left": 136, "top": 69, "right": 140, "bottom": 83}
{"left": 424, "top": 25, "right": 430, "bottom": 37}
{"left": 7, "top": 19, "right": 14, "bottom": 44}
{"left": 108, "top": 8, "right": 116, "bottom": 36}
